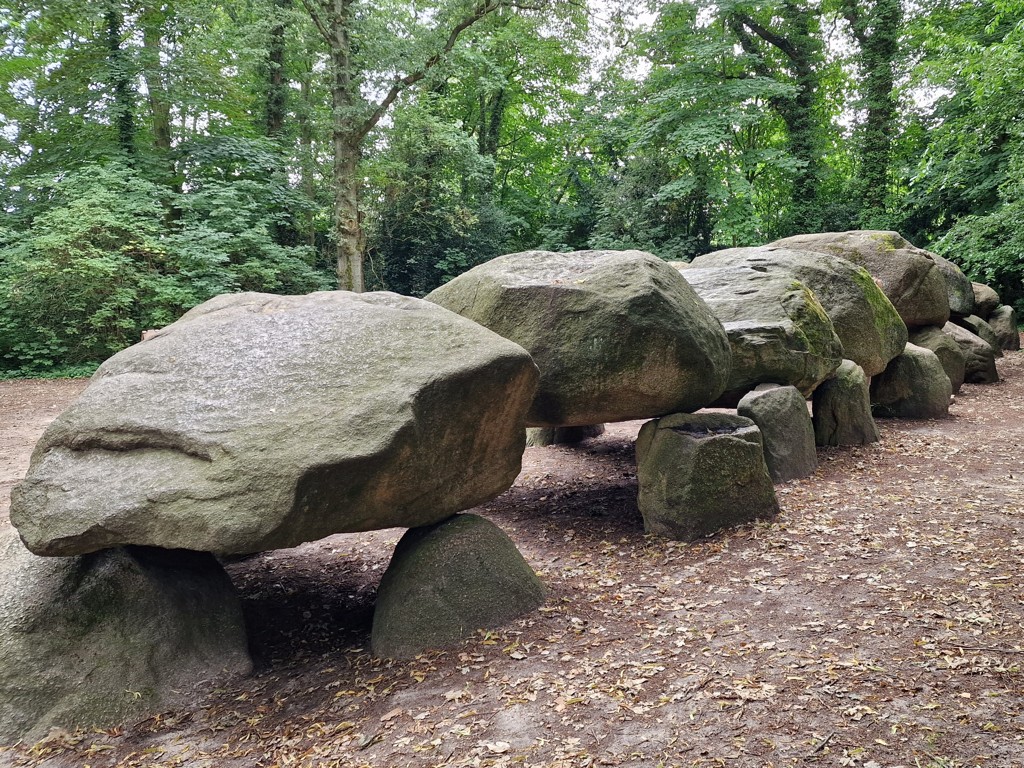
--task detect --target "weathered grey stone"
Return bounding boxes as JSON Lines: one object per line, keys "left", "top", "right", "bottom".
{"left": 943, "top": 322, "right": 999, "bottom": 384}
{"left": 930, "top": 252, "right": 975, "bottom": 318}
{"left": 737, "top": 384, "right": 818, "bottom": 483}
{"left": 526, "top": 424, "right": 605, "bottom": 447}
{"left": 12, "top": 291, "right": 539, "bottom": 556}
{"left": 772, "top": 230, "right": 951, "bottom": 328}
{"left": 688, "top": 246, "right": 906, "bottom": 376}
{"left": 870, "top": 344, "right": 952, "bottom": 419}
{"left": 972, "top": 282, "right": 1001, "bottom": 319}
{"left": 673, "top": 265, "right": 842, "bottom": 401}
{"left": 0, "top": 529, "right": 250, "bottom": 745}
{"left": 635, "top": 413, "right": 779, "bottom": 541}
{"left": 370, "top": 514, "right": 545, "bottom": 660}
{"left": 953, "top": 315, "right": 1002, "bottom": 357}
{"left": 812, "top": 360, "right": 880, "bottom": 446}
{"left": 426, "top": 250, "right": 732, "bottom": 426}
{"left": 988, "top": 305, "right": 1020, "bottom": 351}
{"left": 909, "top": 326, "right": 967, "bottom": 394}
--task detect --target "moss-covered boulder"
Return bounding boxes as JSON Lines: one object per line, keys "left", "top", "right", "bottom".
{"left": 772, "top": 230, "right": 953, "bottom": 328}
{"left": 988, "top": 305, "right": 1020, "bottom": 351}
{"left": 635, "top": 413, "right": 779, "bottom": 541}
{"left": 12, "top": 291, "right": 538, "bottom": 556}
{"left": 673, "top": 264, "right": 842, "bottom": 402}
{"left": 370, "top": 514, "right": 545, "bottom": 660}
{"left": 526, "top": 424, "right": 605, "bottom": 447}
{"left": 0, "top": 530, "right": 251, "bottom": 745}
{"left": 909, "top": 326, "right": 967, "bottom": 394}
{"left": 737, "top": 384, "right": 818, "bottom": 483}
{"left": 688, "top": 246, "right": 906, "bottom": 376}
{"left": 943, "top": 322, "right": 999, "bottom": 384}
{"left": 812, "top": 360, "right": 880, "bottom": 446}
{"left": 971, "top": 282, "right": 1001, "bottom": 319}
{"left": 870, "top": 344, "right": 952, "bottom": 419}
{"left": 425, "top": 250, "right": 732, "bottom": 426}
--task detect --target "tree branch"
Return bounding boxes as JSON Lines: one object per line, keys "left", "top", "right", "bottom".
{"left": 730, "top": 12, "right": 800, "bottom": 62}
{"left": 298, "top": 0, "right": 333, "bottom": 46}
{"left": 355, "top": 0, "right": 513, "bottom": 141}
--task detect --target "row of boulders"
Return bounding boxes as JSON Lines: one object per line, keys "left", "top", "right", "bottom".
{"left": 3, "top": 230, "right": 1017, "bottom": 743}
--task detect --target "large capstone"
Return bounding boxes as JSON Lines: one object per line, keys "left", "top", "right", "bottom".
{"left": 988, "top": 305, "right": 1021, "bottom": 351}
{"left": 929, "top": 252, "right": 975, "bottom": 318}
{"left": 0, "top": 530, "right": 251, "bottom": 744}
{"left": 737, "top": 384, "right": 818, "bottom": 483}
{"left": 12, "top": 291, "right": 539, "bottom": 556}
{"left": 635, "top": 413, "right": 779, "bottom": 541}
{"left": 943, "top": 322, "right": 999, "bottom": 384}
{"left": 971, "top": 282, "right": 1001, "bottom": 319}
{"left": 673, "top": 265, "right": 842, "bottom": 401}
{"left": 812, "top": 360, "right": 880, "bottom": 446}
{"left": 909, "top": 326, "right": 967, "bottom": 394}
{"left": 370, "top": 514, "right": 545, "bottom": 660}
{"left": 954, "top": 315, "right": 1003, "bottom": 358}
{"left": 689, "top": 246, "right": 906, "bottom": 376}
{"left": 870, "top": 344, "right": 952, "bottom": 419}
{"left": 425, "top": 250, "right": 732, "bottom": 426}
{"left": 772, "top": 230, "right": 952, "bottom": 328}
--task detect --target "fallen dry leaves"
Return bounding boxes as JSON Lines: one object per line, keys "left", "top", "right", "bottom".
{"left": 1, "top": 348, "right": 1023, "bottom": 768}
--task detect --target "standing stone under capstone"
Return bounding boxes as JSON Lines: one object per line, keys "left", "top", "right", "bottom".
{"left": 635, "top": 413, "right": 779, "bottom": 541}
{"left": 737, "top": 384, "right": 818, "bottom": 483}
{"left": 812, "top": 360, "right": 880, "bottom": 446}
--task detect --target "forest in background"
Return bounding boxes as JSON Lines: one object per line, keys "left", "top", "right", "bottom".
{"left": 0, "top": 0, "right": 1021, "bottom": 376}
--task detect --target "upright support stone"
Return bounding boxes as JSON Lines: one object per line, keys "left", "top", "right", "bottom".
{"left": 943, "top": 322, "right": 999, "bottom": 384}
{"left": 0, "top": 530, "right": 251, "bottom": 744}
{"left": 870, "top": 344, "right": 952, "bottom": 419}
{"left": 526, "top": 424, "right": 605, "bottom": 447}
{"left": 635, "top": 413, "right": 779, "bottom": 541}
{"left": 812, "top": 360, "right": 880, "bottom": 446}
{"left": 987, "top": 305, "right": 1020, "bottom": 351}
{"left": 909, "top": 326, "right": 966, "bottom": 394}
{"left": 371, "top": 514, "right": 545, "bottom": 660}
{"left": 737, "top": 384, "right": 818, "bottom": 483}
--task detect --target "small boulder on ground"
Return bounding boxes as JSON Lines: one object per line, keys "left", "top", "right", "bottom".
{"left": 943, "top": 322, "right": 999, "bottom": 384}
{"left": 987, "top": 305, "right": 1021, "bottom": 351}
{"left": 12, "top": 291, "right": 539, "bottom": 556}
{"left": 908, "top": 326, "right": 967, "bottom": 394}
{"left": 972, "top": 282, "right": 1001, "bottom": 319}
{"left": 370, "top": 514, "right": 545, "bottom": 660}
{"left": 526, "top": 424, "right": 605, "bottom": 447}
{"left": 688, "top": 246, "right": 906, "bottom": 377}
{"left": 812, "top": 360, "right": 880, "bottom": 446}
{"left": 674, "top": 265, "right": 843, "bottom": 402}
{"left": 737, "top": 384, "right": 818, "bottom": 483}
{"left": 870, "top": 344, "right": 952, "bottom": 419}
{"left": 426, "top": 250, "right": 732, "bottom": 426}
{"left": 635, "top": 413, "right": 779, "bottom": 541}
{"left": 772, "top": 230, "right": 952, "bottom": 328}
{"left": 0, "top": 530, "right": 251, "bottom": 745}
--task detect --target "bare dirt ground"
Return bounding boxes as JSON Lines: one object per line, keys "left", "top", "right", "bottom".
{"left": 1, "top": 348, "right": 1022, "bottom": 768}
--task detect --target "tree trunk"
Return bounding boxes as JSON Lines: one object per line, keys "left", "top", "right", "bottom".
{"left": 334, "top": 138, "right": 364, "bottom": 291}
{"left": 105, "top": 3, "right": 135, "bottom": 159}
{"left": 265, "top": 0, "right": 289, "bottom": 137}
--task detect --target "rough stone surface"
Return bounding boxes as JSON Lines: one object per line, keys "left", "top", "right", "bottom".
{"left": 526, "top": 424, "right": 605, "bottom": 447}
{"left": 972, "top": 282, "right": 1001, "bottom": 319}
{"left": 0, "top": 529, "right": 251, "bottom": 745}
{"left": 12, "top": 291, "right": 539, "bottom": 556}
{"left": 674, "top": 265, "right": 842, "bottom": 401}
{"left": 635, "top": 413, "right": 779, "bottom": 541}
{"left": 772, "top": 230, "right": 951, "bottom": 328}
{"left": 988, "top": 305, "right": 1021, "bottom": 351}
{"left": 909, "top": 326, "right": 967, "bottom": 394}
{"left": 954, "top": 315, "right": 1003, "bottom": 357}
{"left": 943, "top": 322, "right": 999, "bottom": 384}
{"left": 929, "top": 252, "right": 975, "bottom": 318}
{"left": 688, "top": 246, "right": 906, "bottom": 376}
{"left": 370, "top": 514, "right": 545, "bottom": 660}
{"left": 870, "top": 344, "right": 952, "bottom": 419}
{"left": 426, "top": 250, "right": 732, "bottom": 426}
{"left": 737, "top": 384, "right": 818, "bottom": 483}
{"left": 812, "top": 360, "right": 880, "bottom": 446}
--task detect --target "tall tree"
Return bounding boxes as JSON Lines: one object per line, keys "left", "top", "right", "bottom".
{"left": 298, "top": 0, "right": 539, "bottom": 291}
